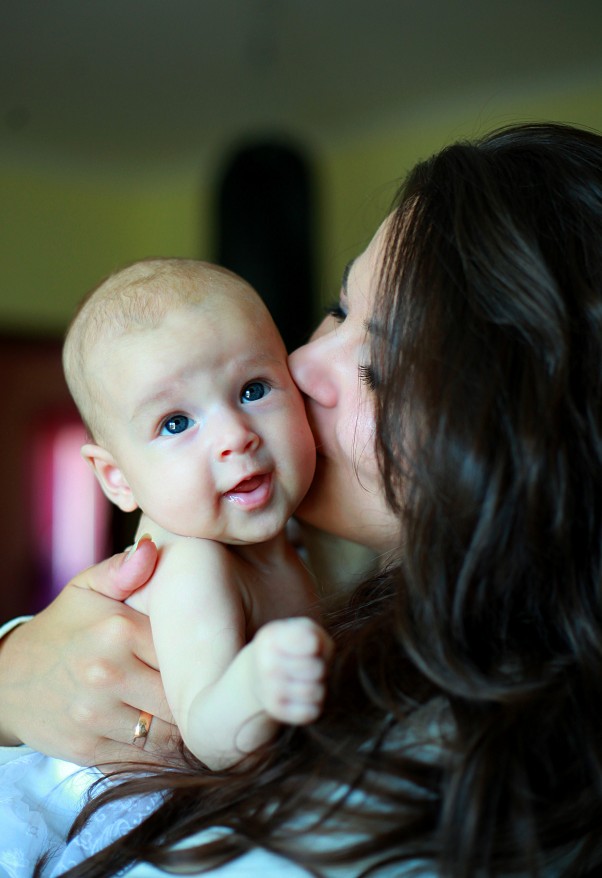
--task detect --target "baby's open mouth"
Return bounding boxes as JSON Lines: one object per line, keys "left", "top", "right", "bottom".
{"left": 224, "top": 473, "right": 272, "bottom": 509}
{"left": 230, "top": 475, "right": 264, "bottom": 493}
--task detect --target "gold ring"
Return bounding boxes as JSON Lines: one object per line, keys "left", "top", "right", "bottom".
{"left": 132, "top": 710, "right": 153, "bottom": 747}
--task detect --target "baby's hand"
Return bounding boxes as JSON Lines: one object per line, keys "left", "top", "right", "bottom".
{"left": 251, "top": 618, "right": 333, "bottom": 725}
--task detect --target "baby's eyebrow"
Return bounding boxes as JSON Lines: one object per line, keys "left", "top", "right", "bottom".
{"left": 129, "top": 365, "right": 193, "bottom": 423}
{"left": 130, "top": 385, "right": 176, "bottom": 422}
{"left": 129, "top": 352, "right": 285, "bottom": 423}
{"left": 239, "top": 352, "right": 283, "bottom": 368}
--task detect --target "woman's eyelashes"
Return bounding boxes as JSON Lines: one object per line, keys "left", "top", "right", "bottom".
{"left": 160, "top": 413, "right": 195, "bottom": 436}
{"left": 358, "top": 364, "right": 377, "bottom": 391}
{"left": 325, "top": 301, "right": 347, "bottom": 323}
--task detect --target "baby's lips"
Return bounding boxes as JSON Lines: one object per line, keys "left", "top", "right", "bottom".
{"left": 229, "top": 474, "right": 264, "bottom": 494}
{"left": 223, "top": 473, "right": 273, "bottom": 509}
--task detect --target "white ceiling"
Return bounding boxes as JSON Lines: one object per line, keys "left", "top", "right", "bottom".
{"left": 2, "top": 0, "right": 602, "bottom": 170}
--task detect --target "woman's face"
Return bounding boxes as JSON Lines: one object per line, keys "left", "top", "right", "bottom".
{"left": 289, "top": 219, "right": 399, "bottom": 553}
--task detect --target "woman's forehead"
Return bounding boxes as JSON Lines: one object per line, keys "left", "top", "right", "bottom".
{"left": 348, "top": 218, "right": 391, "bottom": 295}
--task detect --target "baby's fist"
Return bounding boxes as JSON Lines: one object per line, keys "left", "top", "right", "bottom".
{"left": 252, "top": 618, "right": 333, "bottom": 725}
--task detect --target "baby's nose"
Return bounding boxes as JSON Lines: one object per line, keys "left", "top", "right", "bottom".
{"left": 215, "top": 415, "right": 260, "bottom": 459}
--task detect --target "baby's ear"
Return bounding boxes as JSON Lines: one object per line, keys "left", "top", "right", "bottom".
{"left": 81, "top": 443, "right": 138, "bottom": 513}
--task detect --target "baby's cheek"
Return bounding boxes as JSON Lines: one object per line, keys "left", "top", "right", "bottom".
{"left": 285, "top": 444, "right": 315, "bottom": 504}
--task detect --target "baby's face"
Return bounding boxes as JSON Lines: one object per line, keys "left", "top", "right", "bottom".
{"left": 91, "top": 288, "right": 315, "bottom": 543}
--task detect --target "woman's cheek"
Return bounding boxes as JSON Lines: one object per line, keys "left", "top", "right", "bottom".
{"left": 352, "top": 402, "right": 380, "bottom": 482}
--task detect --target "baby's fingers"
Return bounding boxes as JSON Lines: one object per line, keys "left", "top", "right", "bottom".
{"left": 276, "top": 654, "right": 326, "bottom": 683}
{"left": 266, "top": 617, "right": 334, "bottom": 661}
{"left": 267, "top": 676, "right": 327, "bottom": 725}
{"left": 253, "top": 618, "right": 333, "bottom": 725}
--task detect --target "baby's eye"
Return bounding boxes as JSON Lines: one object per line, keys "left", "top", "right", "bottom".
{"left": 325, "top": 302, "right": 347, "bottom": 323}
{"left": 241, "top": 381, "right": 271, "bottom": 403}
{"left": 160, "top": 414, "right": 194, "bottom": 436}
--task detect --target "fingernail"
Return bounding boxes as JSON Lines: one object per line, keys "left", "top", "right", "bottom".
{"left": 125, "top": 533, "right": 152, "bottom": 561}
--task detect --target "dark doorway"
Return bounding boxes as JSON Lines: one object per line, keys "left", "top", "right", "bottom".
{"left": 216, "top": 140, "right": 315, "bottom": 352}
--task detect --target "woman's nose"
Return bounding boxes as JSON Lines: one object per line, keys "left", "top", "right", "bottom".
{"left": 289, "top": 336, "right": 338, "bottom": 408}
{"left": 213, "top": 413, "right": 260, "bottom": 459}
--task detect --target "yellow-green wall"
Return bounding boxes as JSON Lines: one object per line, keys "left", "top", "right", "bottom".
{"left": 0, "top": 167, "right": 206, "bottom": 334}
{"left": 318, "top": 77, "right": 602, "bottom": 308}
{"left": 2, "top": 75, "right": 601, "bottom": 336}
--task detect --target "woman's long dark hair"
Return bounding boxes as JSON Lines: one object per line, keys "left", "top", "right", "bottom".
{"left": 55, "top": 123, "right": 602, "bottom": 877}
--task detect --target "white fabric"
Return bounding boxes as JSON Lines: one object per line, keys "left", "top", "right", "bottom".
{"left": 0, "top": 616, "right": 320, "bottom": 875}
{"left": 59, "top": 824, "right": 316, "bottom": 877}
{"left": 0, "top": 617, "right": 32, "bottom": 765}
{"left": 0, "top": 617, "right": 32, "bottom": 641}
{"left": 0, "top": 750, "right": 97, "bottom": 876}
{"left": 0, "top": 747, "right": 319, "bottom": 877}
{"left": 0, "top": 745, "right": 433, "bottom": 878}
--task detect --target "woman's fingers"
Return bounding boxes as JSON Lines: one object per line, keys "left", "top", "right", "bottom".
{"left": 93, "top": 713, "right": 182, "bottom": 768}
{"left": 0, "top": 569, "right": 178, "bottom": 765}
{"left": 73, "top": 537, "right": 158, "bottom": 601}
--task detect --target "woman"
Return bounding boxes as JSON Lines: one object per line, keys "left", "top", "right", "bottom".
{"left": 2, "top": 121, "right": 602, "bottom": 876}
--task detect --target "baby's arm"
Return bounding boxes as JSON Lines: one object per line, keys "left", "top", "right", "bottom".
{"left": 176, "top": 612, "right": 330, "bottom": 768}
{"left": 138, "top": 519, "right": 331, "bottom": 770}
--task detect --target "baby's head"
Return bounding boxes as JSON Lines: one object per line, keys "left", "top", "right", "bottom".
{"left": 63, "top": 258, "right": 315, "bottom": 543}
{"left": 64, "top": 259, "right": 241, "bottom": 444}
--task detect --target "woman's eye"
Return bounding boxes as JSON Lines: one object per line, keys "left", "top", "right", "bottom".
{"left": 241, "top": 381, "right": 271, "bottom": 403}
{"left": 160, "top": 414, "right": 194, "bottom": 436}
{"left": 358, "top": 364, "right": 377, "bottom": 391}
{"left": 325, "top": 302, "right": 347, "bottom": 323}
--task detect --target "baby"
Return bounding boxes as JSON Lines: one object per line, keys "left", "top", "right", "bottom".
{"left": 62, "top": 257, "right": 330, "bottom": 770}
{"left": 0, "top": 259, "right": 331, "bottom": 874}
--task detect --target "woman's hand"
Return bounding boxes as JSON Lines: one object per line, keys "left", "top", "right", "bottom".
{"left": 0, "top": 540, "right": 177, "bottom": 766}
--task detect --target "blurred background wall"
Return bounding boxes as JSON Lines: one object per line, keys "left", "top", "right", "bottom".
{"left": 2, "top": 0, "right": 602, "bottom": 616}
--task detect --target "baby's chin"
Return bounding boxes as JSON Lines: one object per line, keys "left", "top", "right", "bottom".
{"left": 215, "top": 511, "right": 295, "bottom": 547}
{"left": 166, "top": 520, "right": 288, "bottom": 546}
